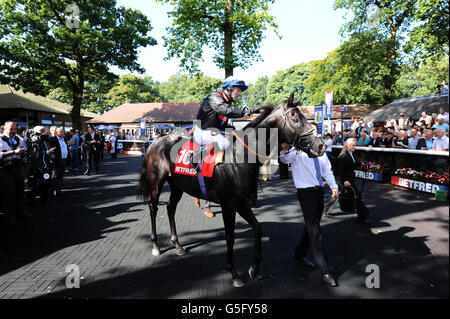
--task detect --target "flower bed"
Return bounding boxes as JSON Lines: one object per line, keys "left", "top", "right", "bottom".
{"left": 391, "top": 168, "right": 449, "bottom": 194}
{"left": 355, "top": 161, "right": 384, "bottom": 182}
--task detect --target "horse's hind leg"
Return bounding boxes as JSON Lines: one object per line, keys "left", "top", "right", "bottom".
{"left": 237, "top": 203, "right": 262, "bottom": 280}
{"left": 166, "top": 177, "right": 185, "bottom": 256}
{"left": 221, "top": 205, "right": 244, "bottom": 287}
{"left": 149, "top": 176, "right": 166, "bottom": 256}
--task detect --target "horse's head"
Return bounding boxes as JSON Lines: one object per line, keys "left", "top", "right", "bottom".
{"left": 276, "top": 92, "right": 326, "bottom": 157}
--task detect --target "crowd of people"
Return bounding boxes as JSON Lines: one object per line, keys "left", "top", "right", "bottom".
{"left": 0, "top": 122, "right": 128, "bottom": 225}
{"left": 324, "top": 107, "right": 449, "bottom": 158}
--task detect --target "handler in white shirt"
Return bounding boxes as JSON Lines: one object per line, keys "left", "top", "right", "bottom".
{"left": 279, "top": 137, "right": 339, "bottom": 287}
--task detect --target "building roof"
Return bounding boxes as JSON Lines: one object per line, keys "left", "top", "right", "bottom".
{"left": 87, "top": 102, "right": 200, "bottom": 124}
{"left": 365, "top": 94, "right": 449, "bottom": 122}
{"left": 0, "top": 85, "right": 97, "bottom": 118}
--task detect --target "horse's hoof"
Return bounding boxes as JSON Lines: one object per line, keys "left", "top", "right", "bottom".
{"left": 152, "top": 247, "right": 161, "bottom": 256}
{"left": 232, "top": 277, "right": 245, "bottom": 288}
{"left": 249, "top": 265, "right": 259, "bottom": 280}
{"left": 175, "top": 247, "right": 186, "bottom": 256}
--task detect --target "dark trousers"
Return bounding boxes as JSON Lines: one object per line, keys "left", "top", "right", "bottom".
{"left": 295, "top": 187, "right": 330, "bottom": 273}
{"left": 71, "top": 150, "right": 80, "bottom": 169}
{"left": 350, "top": 181, "right": 370, "bottom": 220}
{"left": 86, "top": 150, "right": 99, "bottom": 173}
{"left": 50, "top": 159, "right": 66, "bottom": 195}
{"left": 0, "top": 169, "right": 25, "bottom": 221}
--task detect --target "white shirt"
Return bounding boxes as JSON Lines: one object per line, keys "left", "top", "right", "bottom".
{"left": 110, "top": 135, "right": 117, "bottom": 153}
{"left": 0, "top": 134, "right": 26, "bottom": 161}
{"left": 432, "top": 135, "right": 449, "bottom": 150}
{"left": 408, "top": 136, "right": 421, "bottom": 150}
{"left": 280, "top": 148, "right": 338, "bottom": 190}
{"left": 440, "top": 112, "right": 449, "bottom": 124}
{"left": 420, "top": 115, "right": 432, "bottom": 126}
{"left": 348, "top": 151, "right": 356, "bottom": 163}
{"left": 57, "top": 136, "right": 68, "bottom": 159}
{"left": 323, "top": 138, "right": 333, "bottom": 153}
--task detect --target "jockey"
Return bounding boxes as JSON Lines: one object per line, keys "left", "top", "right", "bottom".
{"left": 190, "top": 76, "right": 255, "bottom": 171}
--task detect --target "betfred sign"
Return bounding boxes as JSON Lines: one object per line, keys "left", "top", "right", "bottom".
{"left": 391, "top": 176, "right": 449, "bottom": 194}
{"left": 355, "top": 170, "right": 383, "bottom": 182}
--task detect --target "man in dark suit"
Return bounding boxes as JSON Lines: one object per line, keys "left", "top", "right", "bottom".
{"left": 336, "top": 138, "right": 373, "bottom": 224}
{"left": 368, "top": 131, "right": 383, "bottom": 147}
{"left": 48, "top": 127, "right": 68, "bottom": 196}
{"left": 83, "top": 125, "right": 100, "bottom": 175}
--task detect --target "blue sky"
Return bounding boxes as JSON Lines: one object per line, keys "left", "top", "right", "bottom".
{"left": 113, "top": 0, "right": 350, "bottom": 84}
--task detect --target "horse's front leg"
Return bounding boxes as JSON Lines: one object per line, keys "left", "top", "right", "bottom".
{"left": 221, "top": 207, "right": 244, "bottom": 287}
{"left": 237, "top": 203, "right": 262, "bottom": 280}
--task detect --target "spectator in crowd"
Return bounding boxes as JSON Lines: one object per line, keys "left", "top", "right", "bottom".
{"left": 435, "top": 83, "right": 442, "bottom": 94}
{"left": 439, "top": 107, "right": 449, "bottom": 123}
{"left": 418, "top": 112, "right": 432, "bottom": 127}
{"left": 366, "top": 117, "right": 373, "bottom": 130}
{"left": 0, "top": 125, "right": 4, "bottom": 135}
{"left": 109, "top": 132, "right": 117, "bottom": 159}
{"left": 432, "top": 114, "right": 449, "bottom": 134}
{"left": 50, "top": 125, "right": 57, "bottom": 137}
{"left": 392, "top": 130, "right": 409, "bottom": 149}
{"left": 332, "top": 131, "right": 342, "bottom": 145}
{"left": 398, "top": 113, "right": 407, "bottom": 130}
{"left": 69, "top": 129, "right": 80, "bottom": 171}
{"left": 404, "top": 116, "right": 414, "bottom": 131}
{"left": 357, "top": 131, "right": 370, "bottom": 146}
{"left": 369, "top": 127, "right": 377, "bottom": 138}
{"left": 126, "top": 131, "right": 133, "bottom": 140}
{"left": 355, "top": 121, "right": 364, "bottom": 137}
{"left": 416, "top": 129, "right": 434, "bottom": 150}
{"left": 432, "top": 128, "right": 449, "bottom": 151}
{"left": 34, "top": 126, "right": 54, "bottom": 203}
{"left": 430, "top": 113, "right": 438, "bottom": 128}
{"left": 442, "top": 82, "right": 449, "bottom": 94}
{"left": 381, "top": 131, "right": 394, "bottom": 148}
{"left": 98, "top": 130, "right": 105, "bottom": 160}
{"left": 368, "top": 131, "right": 382, "bottom": 147}
{"left": 418, "top": 121, "right": 427, "bottom": 134}
{"left": 83, "top": 125, "right": 100, "bottom": 175}
{"left": 351, "top": 118, "right": 359, "bottom": 131}
{"left": 0, "top": 121, "right": 28, "bottom": 224}
{"left": 49, "top": 127, "right": 68, "bottom": 197}
{"left": 408, "top": 129, "right": 421, "bottom": 150}
{"left": 323, "top": 133, "right": 334, "bottom": 161}
{"left": 385, "top": 116, "right": 396, "bottom": 129}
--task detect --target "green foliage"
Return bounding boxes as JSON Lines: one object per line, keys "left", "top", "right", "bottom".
{"left": 0, "top": 0, "right": 156, "bottom": 128}
{"left": 395, "top": 54, "right": 449, "bottom": 98}
{"left": 158, "top": 72, "right": 222, "bottom": 103}
{"left": 105, "top": 74, "right": 160, "bottom": 107}
{"left": 266, "top": 63, "right": 313, "bottom": 106}
{"left": 406, "top": 0, "right": 449, "bottom": 58}
{"left": 244, "top": 76, "right": 269, "bottom": 107}
{"left": 155, "top": 0, "right": 279, "bottom": 77}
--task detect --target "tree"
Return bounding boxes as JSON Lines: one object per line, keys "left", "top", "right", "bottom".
{"left": 266, "top": 62, "right": 314, "bottom": 106}
{"left": 0, "top": 0, "right": 156, "bottom": 129}
{"left": 156, "top": 0, "right": 279, "bottom": 77}
{"left": 158, "top": 72, "right": 222, "bottom": 102}
{"left": 406, "top": 0, "right": 449, "bottom": 58}
{"left": 334, "top": 0, "right": 418, "bottom": 103}
{"left": 104, "top": 74, "right": 160, "bottom": 108}
{"left": 244, "top": 76, "right": 269, "bottom": 108}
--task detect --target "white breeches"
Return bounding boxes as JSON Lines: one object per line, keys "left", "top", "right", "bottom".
{"left": 193, "top": 126, "right": 230, "bottom": 151}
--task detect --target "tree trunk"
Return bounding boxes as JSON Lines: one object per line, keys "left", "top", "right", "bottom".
{"left": 224, "top": 0, "right": 234, "bottom": 78}
{"left": 71, "top": 91, "right": 83, "bottom": 131}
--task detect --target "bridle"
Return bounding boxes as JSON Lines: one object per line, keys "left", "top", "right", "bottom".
{"left": 280, "top": 105, "right": 315, "bottom": 151}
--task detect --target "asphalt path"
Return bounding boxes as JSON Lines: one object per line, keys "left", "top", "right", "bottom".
{"left": 0, "top": 155, "right": 448, "bottom": 299}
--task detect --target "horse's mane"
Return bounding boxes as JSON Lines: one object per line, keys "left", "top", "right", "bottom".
{"left": 243, "top": 103, "right": 277, "bottom": 129}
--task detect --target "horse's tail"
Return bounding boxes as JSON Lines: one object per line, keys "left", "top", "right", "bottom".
{"left": 137, "top": 156, "right": 150, "bottom": 202}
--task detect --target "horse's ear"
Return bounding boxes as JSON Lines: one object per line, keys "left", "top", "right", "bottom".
{"left": 286, "top": 92, "right": 295, "bottom": 107}
{"left": 293, "top": 97, "right": 301, "bottom": 107}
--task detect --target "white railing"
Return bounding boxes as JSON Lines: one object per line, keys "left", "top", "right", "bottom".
{"left": 331, "top": 145, "right": 449, "bottom": 156}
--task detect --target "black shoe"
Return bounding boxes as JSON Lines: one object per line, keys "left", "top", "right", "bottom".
{"left": 357, "top": 217, "right": 374, "bottom": 224}
{"left": 322, "top": 273, "right": 338, "bottom": 287}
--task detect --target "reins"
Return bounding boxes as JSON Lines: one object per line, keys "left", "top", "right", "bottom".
{"left": 231, "top": 131, "right": 273, "bottom": 160}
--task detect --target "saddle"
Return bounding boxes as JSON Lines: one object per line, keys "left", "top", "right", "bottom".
{"left": 173, "top": 140, "right": 224, "bottom": 178}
